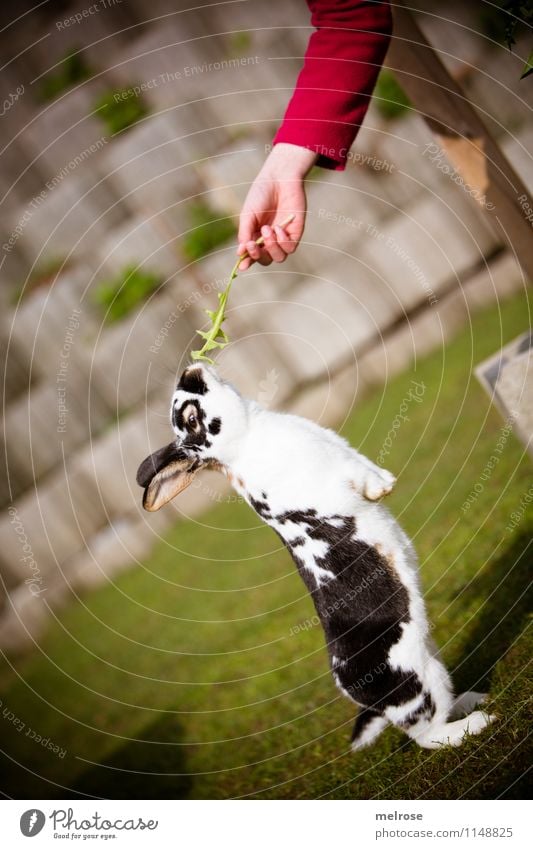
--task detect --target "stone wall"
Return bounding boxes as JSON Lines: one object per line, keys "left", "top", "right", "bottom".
{"left": 0, "top": 0, "right": 531, "bottom": 650}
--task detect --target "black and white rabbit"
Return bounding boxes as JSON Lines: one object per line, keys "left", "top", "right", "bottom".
{"left": 137, "top": 364, "right": 494, "bottom": 750}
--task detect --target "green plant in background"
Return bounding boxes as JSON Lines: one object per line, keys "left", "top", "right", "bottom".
{"left": 39, "top": 50, "right": 93, "bottom": 102}
{"left": 92, "top": 264, "right": 162, "bottom": 323}
{"left": 94, "top": 88, "right": 147, "bottom": 135}
{"left": 227, "top": 30, "right": 252, "bottom": 56}
{"left": 182, "top": 202, "right": 236, "bottom": 262}
{"left": 374, "top": 69, "right": 411, "bottom": 120}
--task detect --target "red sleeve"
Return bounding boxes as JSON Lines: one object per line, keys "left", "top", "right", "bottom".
{"left": 272, "top": 0, "right": 393, "bottom": 170}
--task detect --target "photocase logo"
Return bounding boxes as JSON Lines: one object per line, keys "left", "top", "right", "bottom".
{"left": 20, "top": 809, "right": 46, "bottom": 837}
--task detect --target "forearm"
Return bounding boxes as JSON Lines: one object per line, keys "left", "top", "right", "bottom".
{"left": 273, "top": 0, "right": 393, "bottom": 170}
{"left": 259, "top": 143, "right": 318, "bottom": 181}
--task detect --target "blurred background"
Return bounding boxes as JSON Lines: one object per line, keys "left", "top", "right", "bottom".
{"left": 0, "top": 0, "right": 531, "bottom": 800}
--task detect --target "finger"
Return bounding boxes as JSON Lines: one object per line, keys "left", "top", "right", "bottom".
{"left": 286, "top": 211, "right": 305, "bottom": 243}
{"left": 238, "top": 255, "right": 253, "bottom": 271}
{"left": 246, "top": 240, "right": 262, "bottom": 261}
{"left": 261, "top": 225, "right": 288, "bottom": 263}
{"left": 236, "top": 241, "right": 250, "bottom": 269}
{"left": 273, "top": 225, "right": 297, "bottom": 255}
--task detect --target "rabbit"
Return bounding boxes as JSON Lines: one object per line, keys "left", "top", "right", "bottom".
{"left": 137, "top": 364, "right": 495, "bottom": 750}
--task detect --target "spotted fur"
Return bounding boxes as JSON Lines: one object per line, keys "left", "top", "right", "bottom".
{"left": 177, "top": 366, "right": 208, "bottom": 395}
{"left": 137, "top": 364, "right": 495, "bottom": 750}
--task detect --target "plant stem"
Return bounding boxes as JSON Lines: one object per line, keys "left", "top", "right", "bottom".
{"left": 191, "top": 214, "right": 296, "bottom": 364}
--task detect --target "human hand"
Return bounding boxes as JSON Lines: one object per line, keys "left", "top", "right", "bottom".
{"left": 237, "top": 143, "right": 317, "bottom": 270}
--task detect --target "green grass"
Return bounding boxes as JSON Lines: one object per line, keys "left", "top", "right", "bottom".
{"left": 1, "top": 291, "right": 532, "bottom": 799}
{"left": 39, "top": 50, "right": 93, "bottom": 103}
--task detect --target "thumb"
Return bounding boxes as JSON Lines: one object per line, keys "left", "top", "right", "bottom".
{"left": 280, "top": 209, "right": 306, "bottom": 253}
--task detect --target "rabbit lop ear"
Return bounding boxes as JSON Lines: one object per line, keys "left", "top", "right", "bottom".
{"left": 136, "top": 442, "right": 201, "bottom": 511}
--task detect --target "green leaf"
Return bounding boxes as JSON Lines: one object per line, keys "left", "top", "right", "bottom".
{"left": 190, "top": 255, "right": 242, "bottom": 363}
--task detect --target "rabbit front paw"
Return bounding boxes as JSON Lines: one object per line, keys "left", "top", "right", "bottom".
{"left": 352, "top": 465, "right": 396, "bottom": 501}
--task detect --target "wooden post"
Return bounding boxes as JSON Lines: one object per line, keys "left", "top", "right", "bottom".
{"left": 386, "top": 3, "right": 533, "bottom": 282}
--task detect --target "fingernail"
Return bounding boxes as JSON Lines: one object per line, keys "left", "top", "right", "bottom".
{"left": 261, "top": 225, "right": 272, "bottom": 238}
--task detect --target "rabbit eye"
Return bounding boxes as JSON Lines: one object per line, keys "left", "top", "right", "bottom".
{"left": 182, "top": 402, "right": 201, "bottom": 432}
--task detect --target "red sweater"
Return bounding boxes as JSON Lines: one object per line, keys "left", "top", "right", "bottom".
{"left": 273, "top": 0, "right": 392, "bottom": 170}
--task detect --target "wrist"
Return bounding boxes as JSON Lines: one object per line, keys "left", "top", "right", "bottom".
{"left": 263, "top": 143, "right": 317, "bottom": 180}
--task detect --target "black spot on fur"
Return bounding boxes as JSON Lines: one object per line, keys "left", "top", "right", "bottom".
{"left": 336, "top": 651, "right": 422, "bottom": 711}
{"left": 249, "top": 494, "right": 271, "bottom": 519}
{"left": 288, "top": 535, "right": 306, "bottom": 548}
{"left": 250, "top": 503, "right": 417, "bottom": 718}
{"left": 278, "top": 508, "right": 317, "bottom": 524}
{"left": 208, "top": 417, "right": 221, "bottom": 435}
{"left": 175, "top": 399, "right": 204, "bottom": 432}
{"left": 178, "top": 367, "right": 208, "bottom": 395}
{"left": 172, "top": 405, "right": 180, "bottom": 429}
{"left": 275, "top": 510, "right": 409, "bottom": 621}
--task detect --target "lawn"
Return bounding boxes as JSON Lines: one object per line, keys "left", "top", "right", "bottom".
{"left": 1, "top": 290, "right": 531, "bottom": 800}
